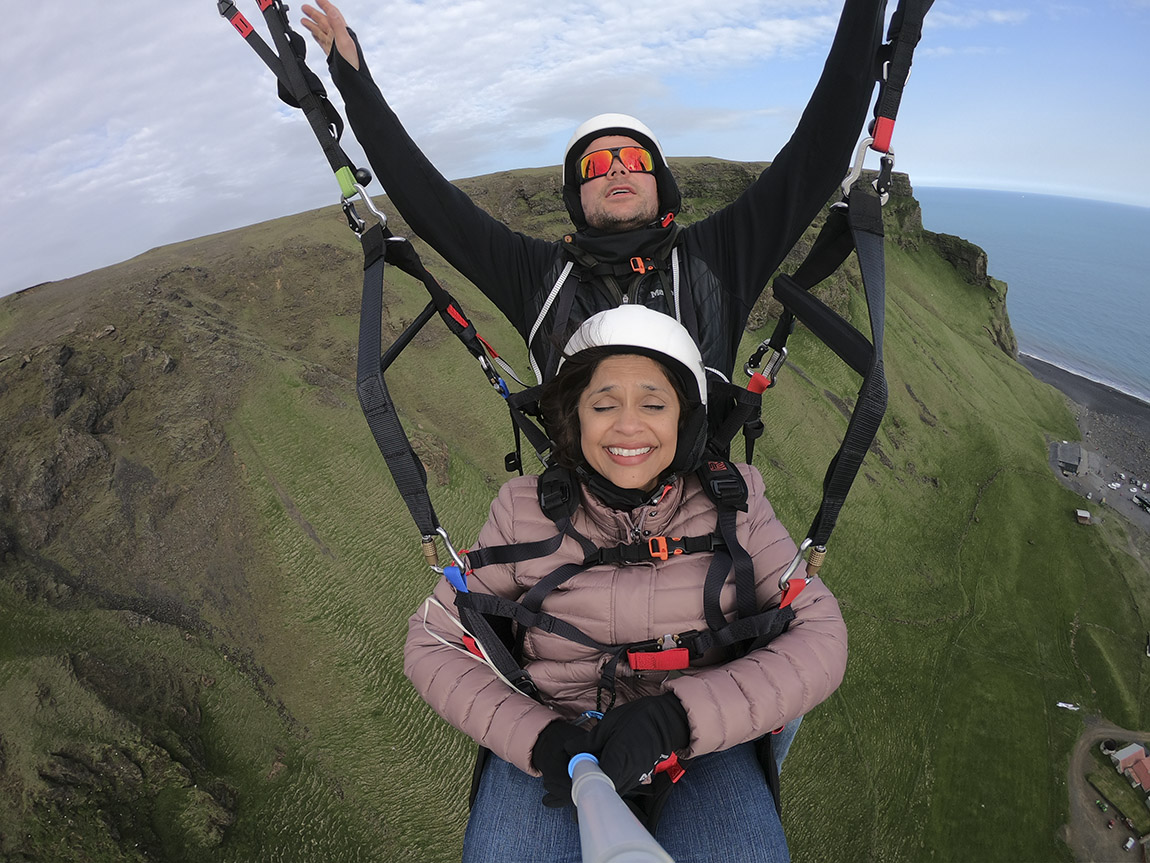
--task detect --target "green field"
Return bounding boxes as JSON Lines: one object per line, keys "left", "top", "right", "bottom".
{"left": 2, "top": 166, "right": 1148, "bottom": 861}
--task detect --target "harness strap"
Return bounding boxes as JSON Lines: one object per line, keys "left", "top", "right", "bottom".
{"left": 871, "top": 0, "right": 934, "bottom": 153}
{"left": 755, "top": 183, "right": 888, "bottom": 550}
{"left": 218, "top": 0, "right": 357, "bottom": 192}
{"left": 354, "top": 226, "right": 439, "bottom": 538}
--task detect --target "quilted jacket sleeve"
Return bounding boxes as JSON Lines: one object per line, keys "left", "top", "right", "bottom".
{"left": 403, "top": 480, "right": 562, "bottom": 774}
{"left": 663, "top": 466, "right": 848, "bottom": 757}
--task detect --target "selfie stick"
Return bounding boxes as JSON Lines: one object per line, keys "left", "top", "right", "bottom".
{"left": 568, "top": 754, "right": 675, "bottom": 863}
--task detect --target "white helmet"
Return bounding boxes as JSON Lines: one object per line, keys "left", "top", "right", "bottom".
{"left": 558, "top": 305, "right": 708, "bottom": 477}
{"left": 559, "top": 305, "right": 706, "bottom": 407}
{"left": 561, "top": 113, "right": 682, "bottom": 230}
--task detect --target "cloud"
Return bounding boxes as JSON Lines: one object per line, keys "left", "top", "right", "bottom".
{"left": 925, "top": 7, "right": 1030, "bottom": 29}
{"left": 2, "top": 0, "right": 1145, "bottom": 297}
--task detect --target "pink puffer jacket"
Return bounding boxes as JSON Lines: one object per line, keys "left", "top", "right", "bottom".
{"left": 404, "top": 463, "right": 847, "bottom": 775}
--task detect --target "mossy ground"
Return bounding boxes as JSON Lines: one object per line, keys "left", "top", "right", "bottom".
{"left": 1, "top": 168, "right": 1146, "bottom": 861}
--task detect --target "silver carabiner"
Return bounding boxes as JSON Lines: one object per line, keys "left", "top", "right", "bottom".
{"left": 341, "top": 183, "right": 389, "bottom": 235}
{"left": 433, "top": 526, "right": 469, "bottom": 574}
{"left": 778, "top": 537, "right": 813, "bottom": 591}
{"left": 840, "top": 136, "right": 874, "bottom": 199}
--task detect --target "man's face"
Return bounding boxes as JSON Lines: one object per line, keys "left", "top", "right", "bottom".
{"left": 578, "top": 135, "right": 659, "bottom": 232}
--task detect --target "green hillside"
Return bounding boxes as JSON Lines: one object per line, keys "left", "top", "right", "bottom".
{"left": 0, "top": 162, "right": 1146, "bottom": 862}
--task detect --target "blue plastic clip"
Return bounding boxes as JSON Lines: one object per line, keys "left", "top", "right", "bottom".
{"left": 444, "top": 565, "right": 468, "bottom": 593}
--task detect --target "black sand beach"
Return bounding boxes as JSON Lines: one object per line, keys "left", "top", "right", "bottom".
{"left": 1020, "top": 354, "right": 1150, "bottom": 482}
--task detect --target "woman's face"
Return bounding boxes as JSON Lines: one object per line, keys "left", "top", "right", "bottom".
{"left": 578, "top": 354, "right": 681, "bottom": 492}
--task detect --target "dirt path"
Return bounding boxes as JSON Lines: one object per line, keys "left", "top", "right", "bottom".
{"left": 1066, "top": 717, "right": 1147, "bottom": 862}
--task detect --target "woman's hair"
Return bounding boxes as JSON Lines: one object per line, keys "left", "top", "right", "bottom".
{"left": 539, "top": 346, "right": 687, "bottom": 470}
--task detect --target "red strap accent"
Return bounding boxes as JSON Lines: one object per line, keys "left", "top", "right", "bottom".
{"left": 661, "top": 212, "right": 675, "bottom": 228}
{"left": 257, "top": 0, "right": 275, "bottom": 9}
{"left": 780, "top": 578, "right": 807, "bottom": 608}
{"left": 627, "top": 647, "right": 690, "bottom": 671}
{"left": 747, "top": 372, "right": 771, "bottom": 394}
{"left": 654, "top": 752, "right": 685, "bottom": 783}
{"left": 871, "top": 117, "right": 895, "bottom": 154}
{"left": 462, "top": 635, "right": 485, "bottom": 659}
{"left": 447, "top": 304, "right": 470, "bottom": 329}
{"left": 476, "top": 333, "right": 500, "bottom": 357}
{"left": 230, "top": 11, "right": 254, "bottom": 37}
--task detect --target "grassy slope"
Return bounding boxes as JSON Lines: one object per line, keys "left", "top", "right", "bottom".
{"left": 1, "top": 170, "right": 1147, "bottom": 862}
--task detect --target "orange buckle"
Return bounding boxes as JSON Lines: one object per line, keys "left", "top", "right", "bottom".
{"left": 647, "top": 536, "right": 685, "bottom": 561}
{"left": 630, "top": 256, "right": 652, "bottom": 274}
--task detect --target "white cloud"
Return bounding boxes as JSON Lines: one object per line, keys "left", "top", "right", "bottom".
{"left": 1, "top": 0, "right": 1146, "bottom": 298}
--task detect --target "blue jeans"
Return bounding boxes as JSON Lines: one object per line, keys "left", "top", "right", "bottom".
{"left": 462, "top": 743, "right": 789, "bottom": 863}
{"left": 771, "top": 716, "right": 802, "bottom": 773}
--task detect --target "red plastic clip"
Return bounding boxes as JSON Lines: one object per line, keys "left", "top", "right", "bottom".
{"left": 229, "top": 11, "right": 254, "bottom": 36}
{"left": 628, "top": 647, "right": 690, "bottom": 671}
{"left": 654, "top": 752, "right": 685, "bottom": 783}
{"left": 747, "top": 372, "right": 771, "bottom": 394}
{"left": 779, "top": 578, "right": 807, "bottom": 608}
{"left": 871, "top": 117, "right": 895, "bottom": 154}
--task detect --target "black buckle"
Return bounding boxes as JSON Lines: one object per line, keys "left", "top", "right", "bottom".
{"left": 709, "top": 475, "right": 745, "bottom": 507}
{"left": 539, "top": 477, "right": 570, "bottom": 513}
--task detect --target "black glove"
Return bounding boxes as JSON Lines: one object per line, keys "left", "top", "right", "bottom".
{"left": 584, "top": 693, "right": 690, "bottom": 796}
{"left": 531, "top": 721, "right": 591, "bottom": 808}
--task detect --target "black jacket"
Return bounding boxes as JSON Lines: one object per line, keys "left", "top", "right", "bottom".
{"left": 330, "top": 0, "right": 884, "bottom": 381}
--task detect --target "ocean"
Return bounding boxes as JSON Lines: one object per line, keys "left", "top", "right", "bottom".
{"left": 913, "top": 187, "right": 1150, "bottom": 405}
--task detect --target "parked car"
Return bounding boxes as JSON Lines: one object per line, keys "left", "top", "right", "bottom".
{"left": 1124, "top": 837, "right": 1135, "bottom": 851}
{"left": 1097, "top": 799, "right": 1109, "bottom": 812}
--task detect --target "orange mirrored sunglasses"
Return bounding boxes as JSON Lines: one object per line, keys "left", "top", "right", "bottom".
{"left": 578, "top": 146, "right": 655, "bottom": 182}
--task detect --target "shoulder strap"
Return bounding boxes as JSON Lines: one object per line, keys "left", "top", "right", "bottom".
{"left": 218, "top": 0, "right": 360, "bottom": 196}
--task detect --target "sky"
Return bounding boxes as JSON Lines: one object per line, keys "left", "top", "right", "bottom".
{"left": 3, "top": 1, "right": 1148, "bottom": 298}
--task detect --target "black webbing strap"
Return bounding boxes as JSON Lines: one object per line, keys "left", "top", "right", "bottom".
{"left": 806, "top": 186, "right": 887, "bottom": 547}
{"left": 218, "top": 0, "right": 355, "bottom": 181}
{"left": 707, "top": 379, "right": 765, "bottom": 461}
{"left": 871, "top": 0, "right": 934, "bottom": 152}
{"left": 457, "top": 590, "right": 615, "bottom": 655}
{"left": 455, "top": 604, "right": 541, "bottom": 698}
{"left": 355, "top": 225, "right": 440, "bottom": 537}
{"left": 766, "top": 184, "right": 887, "bottom": 547}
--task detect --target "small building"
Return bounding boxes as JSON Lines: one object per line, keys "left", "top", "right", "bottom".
{"left": 1057, "top": 442, "right": 1085, "bottom": 476}
{"left": 1075, "top": 509, "right": 1091, "bottom": 524}
{"left": 1112, "top": 743, "right": 1145, "bottom": 772}
{"left": 1128, "top": 759, "right": 1150, "bottom": 792}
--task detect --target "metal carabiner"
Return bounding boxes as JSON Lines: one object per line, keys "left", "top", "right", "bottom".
{"left": 840, "top": 136, "right": 895, "bottom": 205}
{"left": 840, "top": 136, "right": 874, "bottom": 199}
{"left": 778, "top": 537, "right": 812, "bottom": 591}
{"left": 434, "top": 526, "right": 469, "bottom": 574}
{"left": 341, "top": 182, "right": 389, "bottom": 235}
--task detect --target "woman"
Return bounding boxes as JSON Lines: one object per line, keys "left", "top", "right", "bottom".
{"left": 405, "top": 306, "right": 847, "bottom": 862}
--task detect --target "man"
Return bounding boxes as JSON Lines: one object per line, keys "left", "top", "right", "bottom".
{"left": 303, "top": 0, "right": 892, "bottom": 789}
{"left": 302, "top": 0, "right": 886, "bottom": 386}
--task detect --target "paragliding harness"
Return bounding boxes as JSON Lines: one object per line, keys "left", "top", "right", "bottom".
{"left": 219, "top": 0, "right": 931, "bottom": 823}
